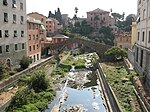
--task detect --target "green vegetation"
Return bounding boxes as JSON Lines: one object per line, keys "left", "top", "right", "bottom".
{"left": 0, "top": 61, "right": 5, "bottom": 76}
{"left": 101, "top": 62, "right": 141, "bottom": 112}
{"left": 0, "top": 61, "right": 18, "bottom": 80}
{"left": 20, "top": 56, "right": 32, "bottom": 70}
{"left": 74, "top": 59, "right": 86, "bottom": 69}
{"left": 7, "top": 87, "right": 55, "bottom": 112}
{"left": 7, "top": 70, "right": 56, "bottom": 112}
{"left": 6, "top": 58, "right": 58, "bottom": 111}
{"left": 105, "top": 46, "right": 127, "bottom": 61}
{"left": 51, "top": 63, "right": 72, "bottom": 77}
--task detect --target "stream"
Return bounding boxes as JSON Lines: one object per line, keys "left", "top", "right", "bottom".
{"left": 45, "top": 53, "right": 106, "bottom": 112}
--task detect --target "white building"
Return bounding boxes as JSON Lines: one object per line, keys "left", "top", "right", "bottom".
{"left": 0, "top": 0, "right": 27, "bottom": 68}
{"left": 135, "top": 0, "right": 150, "bottom": 92}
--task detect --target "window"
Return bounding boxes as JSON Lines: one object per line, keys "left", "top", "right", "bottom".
{"left": 12, "top": 0, "right": 17, "bottom": 8}
{"left": 37, "top": 44, "right": 39, "bottom": 49}
{"left": 4, "top": 13, "right": 8, "bottom": 22}
{"left": 37, "top": 54, "right": 39, "bottom": 60}
{"left": 139, "top": 0, "right": 141, "bottom": 5}
{"left": 13, "top": 14, "right": 16, "bottom": 23}
{"left": 36, "top": 34, "right": 38, "bottom": 39}
{"left": 5, "top": 30, "right": 9, "bottom": 37}
{"left": 22, "top": 43, "right": 25, "bottom": 49}
{"left": 29, "top": 46, "right": 31, "bottom": 51}
{"left": 14, "top": 30, "right": 17, "bottom": 37}
{"left": 33, "top": 45, "right": 35, "bottom": 50}
{"left": 29, "top": 35, "right": 31, "bottom": 40}
{"left": 142, "top": 31, "right": 145, "bottom": 41}
{"left": 3, "top": 0, "right": 8, "bottom": 6}
{"left": 120, "top": 37, "right": 122, "bottom": 42}
{"left": 0, "top": 30, "right": 2, "bottom": 38}
{"left": 20, "top": 16, "right": 24, "bottom": 24}
{"left": 0, "top": 46, "right": 2, "bottom": 53}
{"left": 15, "top": 44, "right": 18, "bottom": 51}
{"left": 12, "top": 0, "right": 16, "bottom": 4}
{"left": 20, "top": 3, "right": 23, "bottom": 10}
{"left": 126, "top": 37, "right": 128, "bottom": 42}
{"left": 33, "top": 35, "right": 35, "bottom": 40}
{"left": 143, "top": 9, "right": 146, "bottom": 19}
{"left": 138, "top": 32, "right": 140, "bottom": 40}
{"left": 140, "top": 50, "right": 143, "bottom": 67}
{"left": 21, "top": 31, "right": 24, "bottom": 37}
{"left": 41, "top": 18, "right": 44, "bottom": 22}
{"left": 136, "top": 48, "right": 139, "bottom": 62}
{"left": 6, "top": 45, "right": 9, "bottom": 52}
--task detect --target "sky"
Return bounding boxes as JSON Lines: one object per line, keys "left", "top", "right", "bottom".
{"left": 26, "top": 0, "right": 137, "bottom": 18}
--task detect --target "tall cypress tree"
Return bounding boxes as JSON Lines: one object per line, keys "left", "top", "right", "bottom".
{"left": 56, "top": 8, "right": 62, "bottom": 24}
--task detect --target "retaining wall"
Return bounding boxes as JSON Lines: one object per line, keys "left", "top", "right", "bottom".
{"left": 97, "top": 63, "right": 122, "bottom": 112}
{"left": 0, "top": 56, "right": 54, "bottom": 92}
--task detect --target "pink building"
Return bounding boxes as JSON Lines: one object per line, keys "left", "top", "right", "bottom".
{"left": 46, "top": 18, "right": 63, "bottom": 35}
{"left": 87, "top": 8, "right": 115, "bottom": 30}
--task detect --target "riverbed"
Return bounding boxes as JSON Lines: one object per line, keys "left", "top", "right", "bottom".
{"left": 45, "top": 53, "right": 106, "bottom": 112}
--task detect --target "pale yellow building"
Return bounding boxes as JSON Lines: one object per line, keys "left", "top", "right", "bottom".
{"left": 128, "top": 22, "right": 137, "bottom": 65}
{"left": 131, "top": 22, "right": 137, "bottom": 48}
{"left": 114, "top": 32, "right": 131, "bottom": 50}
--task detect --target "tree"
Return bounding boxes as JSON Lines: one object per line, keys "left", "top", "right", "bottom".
{"left": 20, "top": 56, "right": 32, "bottom": 69}
{"left": 31, "top": 71, "right": 49, "bottom": 92}
{"left": 104, "top": 46, "right": 127, "bottom": 61}
{"left": 115, "top": 14, "right": 137, "bottom": 32}
{"left": 74, "top": 7, "right": 78, "bottom": 14}
{"left": 73, "top": 7, "right": 79, "bottom": 27}
{"left": 99, "top": 26, "right": 114, "bottom": 45}
{"left": 55, "top": 8, "right": 62, "bottom": 23}
{"left": 123, "top": 14, "right": 136, "bottom": 31}
{"left": 111, "top": 13, "right": 122, "bottom": 21}
{"left": 0, "top": 61, "right": 5, "bottom": 79}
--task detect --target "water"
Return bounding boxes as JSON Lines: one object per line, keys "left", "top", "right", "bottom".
{"left": 45, "top": 70, "right": 106, "bottom": 112}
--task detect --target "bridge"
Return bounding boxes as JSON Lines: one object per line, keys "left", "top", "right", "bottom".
{"left": 44, "top": 38, "right": 112, "bottom": 59}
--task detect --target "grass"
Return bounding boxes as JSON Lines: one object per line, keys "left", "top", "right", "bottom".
{"left": 101, "top": 62, "right": 141, "bottom": 112}
{"left": 74, "top": 59, "right": 86, "bottom": 69}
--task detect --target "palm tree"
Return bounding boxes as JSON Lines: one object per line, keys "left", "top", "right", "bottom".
{"left": 74, "top": 7, "right": 79, "bottom": 28}
{"left": 74, "top": 7, "right": 78, "bottom": 14}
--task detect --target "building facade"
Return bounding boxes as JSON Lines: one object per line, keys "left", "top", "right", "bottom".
{"left": 27, "top": 16, "right": 45, "bottom": 63}
{"left": 27, "top": 12, "right": 46, "bottom": 55}
{"left": 0, "top": 0, "right": 27, "bottom": 68}
{"left": 114, "top": 32, "right": 131, "bottom": 50}
{"left": 135, "top": 0, "right": 150, "bottom": 92}
{"left": 46, "top": 18, "right": 55, "bottom": 35}
{"left": 46, "top": 18, "right": 63, "bottom": 35}
{"left": 87, "top": 8, "right": 115, "bottom": 30}
{"left": 128, "top": 22, "right": 137, "bottom": 65}
{"left": 27, "top": 12, "right": 46, "bottom": 42}
{"left": 62, "top": 14, "right": 69, "bottom": 28}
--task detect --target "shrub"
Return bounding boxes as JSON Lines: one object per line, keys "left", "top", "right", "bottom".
{"left": 9, "top": 71, "right": 17, "bottom": 76}
{"left": 22, "top": 104, "right": 39, "bottom": 112}
{"left": 20, "top": 56, "right": 32, "bottom": 69}
{"left": 0, "top": 61, "right": 5, "bottom": 76}
{"left": 34, "top": 101, "right": 47, "bottom": 111}
{"left": 104, "top": 46, "right": 127, "bottom": 61}
{"left": 31, "top": 71, "right": 49, "bottom": 92}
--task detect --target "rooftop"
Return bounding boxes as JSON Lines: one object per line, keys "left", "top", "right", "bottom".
{"left": 87, "top": 8, "right": 109, "bottom": 13}
{"left": 27, "top": 16, "right": 42, "bottom": 24}
{"left": 53, "top": 35, "right": 69, "bottom": 39}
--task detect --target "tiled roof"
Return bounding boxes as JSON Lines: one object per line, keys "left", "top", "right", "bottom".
{"left": 88, "top": 8, "right": 109, "bottom": 13}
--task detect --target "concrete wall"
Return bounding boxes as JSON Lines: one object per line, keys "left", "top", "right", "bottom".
{"left": 97, "top": 63, "right": 122, "bottom": 112}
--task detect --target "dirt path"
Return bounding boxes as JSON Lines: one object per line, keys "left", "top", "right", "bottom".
{"left": 0, "top": 87, "right": 18, "bottom": 106}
